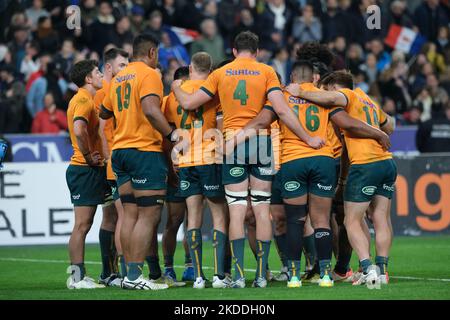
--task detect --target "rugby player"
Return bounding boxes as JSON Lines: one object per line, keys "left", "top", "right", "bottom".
{"left": 99, "top": 34, "right": 174, "bottom": 290}
{"left": 287, "top": 70, "right": 397, "bottom": 287}
{"left": 165, "top": 52, "right": 229, "bottom": 289}
{"left": 171, "top": 31, "right": 324, "bottom": 288}
{"left": 66, "top": 59, "right": 106, "bottom": 289}
{"left": 93, "top": 48, "right": 129, "bottom": 286}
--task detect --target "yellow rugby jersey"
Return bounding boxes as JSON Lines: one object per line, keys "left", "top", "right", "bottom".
{"left": 278, "top": 83, "right": 334, "bottom": 164}
{"left": 200, "top": 57, "right": 281, "bottom": 135}
{"left": 67, "top": 88, "right": 103, "bottom": 166}
{"left": 94, "top": 80, "right": 115, "bottom": 179}
{"left": 327, "top": 120, "right": 342, "bottom": 159}
{"left": 339, "top": 88, "right": 392, "bottom": 165}
{"left": 165, "top": 79, "right": 221, "bottom": 167}
{"left": 102, "top": 61, "right": 164, "bottom": 152}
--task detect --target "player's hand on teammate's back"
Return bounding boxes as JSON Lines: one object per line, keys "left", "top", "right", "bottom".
{"left": 377, "top": 131, "right": 391, "bottom": 151}
{"left": 306, "top": 136, "right": 325, "bottom": 149}
{"left": 171, "top": 79, "right": 183, "bottom": 91}
{"left": 285, "top": 83, "right": 302, "bottom": 97}
{"left": 84, "top": 151, "right": 102, "bottom": 166}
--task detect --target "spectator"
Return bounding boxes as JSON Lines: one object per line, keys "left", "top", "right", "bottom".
{"left": 270, "top": 47, "right": 289, "bottom": 86}
{"left": 422, "top": 42, "right": 446, "bottom": 75}
{"left": 54, "top": 39, "right": 77, "bottom": 81}
{"left": 233, "top": 8, "right": 257, "bottom": 41}
{"left": 382, "top": 97, "right": 404, "bottom": 124}
{"left": 158, "top": 31, "right": 190, "bottom": 70}
{"left": 80, "top": 0, "right": 98, "bottom": 26}
{"left": 347, "top": 0, "right": 378, "bottom": 46}
{"left": 190, "top": 18, "right": 226, "bottom": 67}
{"left": 412, "top": 61, "right": 435, "bottom": 95}
{"left": 26, "top": 52, "right": 51, "bottom": 92}
{"left": 160, "top": 0, "right": 178, "bottom": 27}
{"left": 130, "top": 4, "right": 146, "bottom": 35}
{"left": 144, "top": 10, "right": 163, "bottom": 40}
{"left": 88, "top": 0, "right": 116, "bottom": 55}
{"left": 178, "top": 0, "right": 205, "bottom": 30}
{"left": 360, "top": 52, "right": 378, "bottom": 85}
{"left": 112, "top": 16, "right": 134, "bottom": 48}
{"left": 436, "top": 26, "right": 450, "bottom": 57}
{"left": 203, "top": 0, "right": 218, "bottom": 19}
{"left": 330, "top": 36, "right": 346, "bottom": 70}
{"left": 33, "top": 16, "right": 59, "bottom": 54}
{"left": 354, "top": 68, "right": 369, "bottom": 93}
{"left": 403, "top": 104, "right": 423, "bottom": 125}
{"left": 367, "top": 38, "right": 391, "bottom": 73}
{"left": 8, "top": 25, "right": 30, "bottom": 72}
{"left": 20, "top": 40, "right": 40, "bottom": 81}
{"left": 25, "top": 0, "right": 49, "bottom": 31}
{"left": 31, "top": 92, "right": 68, "bottom": 134}
{"left": 0, "top": 65, "right": 26, "bottom": 133}
{"left": 426, "top": 73, "right": 448, "bottom": 114}
{"left": 414, "top": 0, "right": 449, "bottom": 43}
{"left": 414, "top": 87, "right": 433, "bottom": 122}
{"left": 321, "top": 0, "right": 352, "bottom": 43}
{"left": 4, "top": 12, "right": 30, "bottom": 43}
{"left": 416, "top": 101, "right": 450, "bottom": 152}
{"left": 382, "top": 0, "right": 414, "bottom": 37}
{"left": 346, "top": 43, "right": 364, "bottom": 75}
{"left": 292, "top": 4, "right": 322, "bottom": 43}
{"left": 258, "top": 0, "right": 293, "bottom": 52}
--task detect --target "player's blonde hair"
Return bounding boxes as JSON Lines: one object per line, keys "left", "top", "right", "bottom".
{"left": 191, "top": 52, "right": 212, "bottom": 74}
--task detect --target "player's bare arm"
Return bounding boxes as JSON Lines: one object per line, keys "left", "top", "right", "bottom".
{"left": 380, "top": 111, "right": 395, "bottom": 135}
{"left": 285, "top": 84, "right": 348, "bottom": 108}
{"left": 171, "top": 79, "right": 212, "bottom": 110}
{"left": 98, "top": 118, "right": 110, "bottom": 160}
{"left": 73, "top": 119, "right": 101, "bottom": 166}
{"left": 330, "top": 110, "right": 391, "bottom": 150}
{"left": 141, "top": 95, "right": 173, "bottom": 138}
{"left": 269, "top": 90, "right": 325, "bottom": 149}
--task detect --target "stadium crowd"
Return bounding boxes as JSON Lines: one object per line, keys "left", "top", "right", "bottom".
{"left": 0, "top": 0, "right": 450, "bottom": 152}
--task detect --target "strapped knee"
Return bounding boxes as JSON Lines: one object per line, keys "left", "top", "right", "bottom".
{"left": 284, "top": 204, "right": 307, "bottom": 224}
{"left": 120, "top": 194, "right": 136, "bottom": 204}
{"left": 225, "top": 189, "right": 248, "bottom": 206}
{"left": 250, "top": 190, "right": 271, "bottom": 207}
{"left": 136, "top": 195, "right": 165, "bottom": 207}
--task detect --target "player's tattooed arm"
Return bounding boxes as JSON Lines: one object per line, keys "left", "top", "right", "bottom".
{"left": 269, "top": 90, "right": 325, "bottom": 149}
{"left": 73, "top": 119, "right": 102, "bottom": 166}
{"left": 285, "top": 84, "right": 348, "bottom": 108}
{"left": 171, "top": 79, "right": 212, "bottom": 110}
{"left": 141, "top": 95, "right": 173, "bottom": 139}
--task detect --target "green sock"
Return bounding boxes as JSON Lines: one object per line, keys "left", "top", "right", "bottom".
{"left": 360, "top": 259, "right": 372, "bottom": 273}
{"left": 287, "top": 259, "right": 301, "bottom": 279}
{"left": 145, "top": 256, "right": 161, "bottom": 280}
{"left": 164, "top": 255, "right": 174, "bottom": 268}
{"left": 213, "top": 230, "right": 227, "bottom": 277}
{"left": 303, "top": 234, "right": 316, "bottom": 269}
{"left": 230, "top": 238, "right": 245, "bottom": 281}
{"left": 187, "top": 229, "right": 203, "bottom": 279}
{"left": 127, "top": 262, "right": 143, "bottom": 281}
{"left": 118, "top": 255, "right": 127, "bottom": 278}
{"left": 71, "top": 263, "right": 85, "bottom": 281}
{"left": 274, "top": 234, "right": 288, "bottom": 268}
{"left": 375, "top": 256, "right": 389, "bottom": 275}
{"left": 256, "top": 240, "right": 271, "bottom": 279}
{"left": 99, "top": 229, "right": 115, "bottom": 279}
{"left": 319, "top": 259, "right": 332, "bottom": 278}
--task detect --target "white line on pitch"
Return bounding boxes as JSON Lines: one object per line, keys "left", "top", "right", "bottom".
{"left": 1, "top": 257, "right": 449, "bottom": 283}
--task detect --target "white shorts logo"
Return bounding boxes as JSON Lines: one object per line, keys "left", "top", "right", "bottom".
{"left": 72, "top": 194, "right": 81, "bottom": 200}
{"left": 383, "top": 184, "right": 394, "bottom": 192}
{"left": 203, "top": 184, "right": 219, "bottom": 191}
{"left": 230, "top": 167, "right": 244, "bottom": 177}
{"left": 132, "top": 177, "right": 147, "bottom": 184}
{"left": 362, "top": 186, "right": 377, "bottom": 196}
{"left": 258, "top": 167, "right": 273, "bottom": 175}
{"left": 317, "top": 183, "right": 332, "bottom": 191}
{"left": 284, "top": 181, "right": 300, "bottom": 192}
{"left": 180, "top": 180, "right": 190, "bottom": 191}
{"left": 315, "top": 231, "right": 330, "bottom": 238}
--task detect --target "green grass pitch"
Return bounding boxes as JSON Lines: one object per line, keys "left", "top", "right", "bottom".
{"left": 0, "top": 236, "right": 449, "bottom": 300}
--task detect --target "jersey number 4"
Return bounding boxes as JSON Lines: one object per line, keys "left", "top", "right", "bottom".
{"left": 116, "top": 83, "right": 131, "bottom": 112}
{"left": 233, "top": 80, "right": 249, "bottom": 105}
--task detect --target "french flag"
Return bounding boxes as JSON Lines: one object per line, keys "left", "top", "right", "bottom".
{"left": 163, "top": 26, "right": 200, "bottom": 46}
{"left": 385, "top": 24, "right": 426, "bottom": 55}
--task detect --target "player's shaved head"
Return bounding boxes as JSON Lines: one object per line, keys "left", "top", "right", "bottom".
{"left": 103, "top": 47, "right": 129, "bottom": 63}
{"left": 290, "top": 60, "right": 314, "bottom": 83}
{"left": 191, "top": 52, "right": 212, "bottom": 74}
{"left": 132, "top": 33, "right": 159, "bottom": 59}
{"left": 324, "top": 70, "right": 354, "bottom": 90}
{"left": 234, "top": 31, "right": 258, "bottom": 54}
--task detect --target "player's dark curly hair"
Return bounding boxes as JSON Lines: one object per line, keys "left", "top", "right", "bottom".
{"left": 296, "top": 41, "right": 335, "bottom": 68}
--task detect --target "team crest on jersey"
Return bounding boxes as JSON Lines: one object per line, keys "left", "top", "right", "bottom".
{"left": 362, "top": 186, "right": 377, "bottom": 195}
{"left": 180, "top": 180, "right": 190, "bottom": 190}
{"left": 284, "top": 181, "right": 300, "bottom": 191}
{"left": 229, "top": 167, "right": 244, "bottom": 177}
{"left": 77, "top": 97, "right": 88, "bottom": 104}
